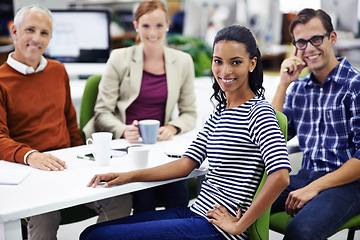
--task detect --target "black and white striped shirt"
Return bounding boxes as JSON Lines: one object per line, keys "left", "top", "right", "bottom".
{"left": 185, "top": 96, "right": 291, "bottom": 240}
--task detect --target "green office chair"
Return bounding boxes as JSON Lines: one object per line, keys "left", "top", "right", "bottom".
{"left": 79, "top": 74, "right": 102, "bottom": 142}
{"left": 269, "top": 112, "right": 360, "bottom": 240}
{"left": 248, "top": 110, "right": 288, "bottom": 240}
{"left": 270, "top": 212, "right": 360, "bottom": 240}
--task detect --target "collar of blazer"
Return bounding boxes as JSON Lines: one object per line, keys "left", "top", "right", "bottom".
{"left": 131, "top": 43, "right": 176, "bottom": 65}
{"left": 129, "top": 42, "right": 178, "bottom": 94}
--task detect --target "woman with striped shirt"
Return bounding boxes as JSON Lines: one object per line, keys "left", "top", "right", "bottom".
{"left": 80, "top": 25, "right": 291, "bottom": 240}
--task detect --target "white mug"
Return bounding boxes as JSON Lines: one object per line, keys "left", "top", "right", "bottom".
{"left": 128, "top": 146, "right": 149, "bottom": 169}
{"left": 86, "top": 132, "right": 113, "bottom": 166}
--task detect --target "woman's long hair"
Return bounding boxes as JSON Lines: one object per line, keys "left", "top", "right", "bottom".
{"left": 211, "top": 25, "right": 264, "bottom": 111}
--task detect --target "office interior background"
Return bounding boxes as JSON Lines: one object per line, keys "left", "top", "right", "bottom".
{"left": 0, "top": 0, "right": 359, "bottom": 239}
{"left": 1, "top": 0, "right": 360, "bottom": 72}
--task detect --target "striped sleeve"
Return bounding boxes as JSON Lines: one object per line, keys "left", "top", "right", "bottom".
{"left": 248, "top": 102, "right": 291, "bottom": 175}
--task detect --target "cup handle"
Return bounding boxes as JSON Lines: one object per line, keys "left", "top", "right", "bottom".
{"left": 86, "top": 138, "right": 96, "bottom": 158}
{"left": 86, "top": 138, "right": 93, "bottom": 145}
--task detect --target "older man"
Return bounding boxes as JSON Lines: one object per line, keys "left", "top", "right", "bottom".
{"left": 0, "top": 5, "right": 131, "bottom": 240}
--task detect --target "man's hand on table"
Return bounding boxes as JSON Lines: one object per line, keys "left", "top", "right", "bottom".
{"left": 27, "top": 152, "right": 67, "bottom": 171}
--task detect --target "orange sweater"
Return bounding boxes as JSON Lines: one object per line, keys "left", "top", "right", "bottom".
{"left": 0, "top": 59, "right": 83, "bottom": 164}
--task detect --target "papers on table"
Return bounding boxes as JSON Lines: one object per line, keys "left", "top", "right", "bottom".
{"left": 110, "top": 149, "right": 127, "bottom": 158}
{"left": 77, "top": 149, "right": 127, "bottom": 161}
{"left": 0, "top": 168, "right": 31, "bottom": 185}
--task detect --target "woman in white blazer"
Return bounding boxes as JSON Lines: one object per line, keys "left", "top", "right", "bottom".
{"left": 90, "top": 0, "right": 197, "bottom": 214}
{"left": 93, "top": 43, "right": 197, "bottom": 140}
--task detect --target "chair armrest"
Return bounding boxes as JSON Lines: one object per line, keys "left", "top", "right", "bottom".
{"left": 287, "top": 145, "right": 301, "bottom": 155}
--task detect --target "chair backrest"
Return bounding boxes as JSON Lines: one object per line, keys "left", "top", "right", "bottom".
{"left": 275, "top": 110, "right": 288, "bottom": 144}
{"left": 79, "top": 75, "right": 102, "bottom": 142}
{"left": 248, "top": 110, "right": 287, "bottom": 240}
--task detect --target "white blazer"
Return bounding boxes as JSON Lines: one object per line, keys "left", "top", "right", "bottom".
{"left": 83, "top": 44, "right": 197, "bottom": 139}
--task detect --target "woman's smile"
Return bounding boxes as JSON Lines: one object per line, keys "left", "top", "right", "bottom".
{"left": 219, "top": 77, "right": 236, "bottom": 84}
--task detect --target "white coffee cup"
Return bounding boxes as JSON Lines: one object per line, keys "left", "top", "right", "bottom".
{"left": 138, "top": 119, "right": 160, "bottom": 144}
{"left": 128, "top": 146, "right": 149, "bottom": 169}
{"left": 86, "top": 132, "right": 113, "bottom": 166}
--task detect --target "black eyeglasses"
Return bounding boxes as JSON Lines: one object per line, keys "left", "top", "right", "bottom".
{"left": 292, "top": 32, "right": 331, "bottom": 50}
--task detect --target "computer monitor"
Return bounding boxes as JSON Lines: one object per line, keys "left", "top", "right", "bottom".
{"left": 321, "top": 0, "right": 359, "bottom": 37}
{"left": 44, "top": 9, "right": 111, "bottom": 63}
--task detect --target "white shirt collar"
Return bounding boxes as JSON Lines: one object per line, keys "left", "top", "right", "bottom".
{"left": 7, "top": 52, "right": 48, "bottom": 75}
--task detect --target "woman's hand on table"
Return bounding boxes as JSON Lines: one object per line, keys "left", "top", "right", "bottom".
{"left": 87, "top": 173, "right": 128, "bottom": 188}
{"left": 158, "top": 125, "right": 178, "bottom": 141}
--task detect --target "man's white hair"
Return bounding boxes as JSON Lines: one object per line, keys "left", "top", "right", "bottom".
{"left": 13, "top": 4, "right": 53, "bottom": 33}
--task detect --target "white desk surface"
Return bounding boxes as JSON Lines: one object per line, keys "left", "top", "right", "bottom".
{"left": 0, "top": 133, "right": 207, "bottom": 240}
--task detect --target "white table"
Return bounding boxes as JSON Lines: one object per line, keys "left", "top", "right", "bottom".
{"left": 0, "top": 132, "right": 207, "bottom": 240}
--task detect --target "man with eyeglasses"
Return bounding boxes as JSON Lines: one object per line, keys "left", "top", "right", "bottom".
{"left": 271, "top": 8, "right": 360, "bottom": 240}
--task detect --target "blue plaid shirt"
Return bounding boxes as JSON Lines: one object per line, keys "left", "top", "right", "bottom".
{"left": 284, "top": 58, "right": 360, "bottom": 172}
